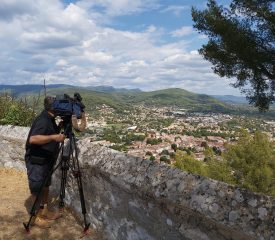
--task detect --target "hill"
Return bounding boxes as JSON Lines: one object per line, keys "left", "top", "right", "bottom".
{"left": 211, "top": 95, "right": 248, "bottom": 104}
{"left": 0, "top": 84, "right": 229, "bottom": 112}
{"left": 40, "top": 87, "right": 231, "bottom": 113}
{"left": 1, "top": 84, "right": 275, "bottom": 119}
{"left": 114, "top": 88, "right": 229, "bottom": 112}
{"left": 0, "top": 84, "right": 71, "bottom": 96}
{"left": 85, "top": 85, "right": 141, "bottom": 93}
{"left": 0, "top": 84, "right": 141, "bottom": 96}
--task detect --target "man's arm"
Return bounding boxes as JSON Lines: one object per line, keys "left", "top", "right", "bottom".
{"left": 29, "top": 134, "right": 65, "bottom": 145}
{"left": 72, "top": 112, "right": 86, "bottom": 132}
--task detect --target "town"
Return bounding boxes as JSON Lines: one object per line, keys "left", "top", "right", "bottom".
{"left": 83, "top": 104, "right": 275, "bottom": 164}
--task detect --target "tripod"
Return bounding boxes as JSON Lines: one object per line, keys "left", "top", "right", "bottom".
{"left": 23, "top": 122, "right": 90, "bottom": 234}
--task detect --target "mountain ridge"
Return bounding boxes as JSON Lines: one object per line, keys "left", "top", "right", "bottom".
{"left": 0, "top": 84, "right": 245, "bottom": 104}
{"left": 0, "top": 84, "right": 230, "bottom": 112}
{"left": 1, "top": 84, "right": 274, "bottom": 119}
{"left": 211, "top": 95, "right": 248, "bottom": 104}
{"left": 0, "top": 84, "right": 142, "bottom": 95}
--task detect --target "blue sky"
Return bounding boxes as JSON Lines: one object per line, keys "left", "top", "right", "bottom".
{"left": 0, "top": 0, "right": 241, "bottom": 95}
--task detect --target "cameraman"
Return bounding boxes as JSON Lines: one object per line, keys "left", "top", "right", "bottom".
{"left": 25, "top": 96, "right": 65, "bottom": 228}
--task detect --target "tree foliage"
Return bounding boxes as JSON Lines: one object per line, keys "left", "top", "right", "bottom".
{"left": 0, "top": 94, "right": 35, "bottom": 126}
{"left": 192, "top": 0, "right": 275, "bottom": 111}
{"left": 122, "top": 133, "right": 145, "bottom": 144}
{"left": 171, "top": 143, "right": 178, "bottom": 152}
{"left": 102, "top": 127, "right": 122, "bottom": 143}
{"left": 109, "top": 144, "right": 128, "bottom": 152}
{"left": 224, "top": 130, "right": 275, "bottom": 195}
{"left": 161, "top": 149, "right": 170, "bottom": 155}
{"left": 160, "top": 155, "right": 171, "bottom": 164}
{"left": 174, "top": 130, "right": 275, "bottom": 197}
{"left": 175, "top": 151, "right": 207, "bottom": 176}
{"left": 204, "top": 147, "right": 215, "bottom": 162}
{"left": 146, "top": 138, "right": 162, "bottom": 145}
{"left": 207, "top": 159, "right": 236, "bottom": 184}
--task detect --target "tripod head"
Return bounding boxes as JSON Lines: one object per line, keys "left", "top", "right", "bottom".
{"left": 61, "top": 116, "right": 73, "bottom": 138}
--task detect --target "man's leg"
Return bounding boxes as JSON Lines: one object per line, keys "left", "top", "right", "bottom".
{"left": 25, "top": 160, "right": 52, "bottom": 228}
{"left": 42, "top": 187, "right": 49, "bottom": 205}
{"left": 30, "top": 191, "right": 52, "bottom": 228}
{"left": 40, "top": 186, "right": 62, "bottom": 220}
{"left": 30, "top": 192, "right": 43, "bottom": 211}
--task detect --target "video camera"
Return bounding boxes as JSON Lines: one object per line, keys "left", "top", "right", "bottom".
{"left": 52, "top": 93, "right": 85, "bottom": 119}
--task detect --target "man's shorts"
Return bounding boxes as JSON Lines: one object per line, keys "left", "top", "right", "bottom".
{"left": 25, "top": 159, "right": 54, "bottom": 195}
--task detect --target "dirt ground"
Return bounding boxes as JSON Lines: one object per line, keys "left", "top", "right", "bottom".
{"left": 0, "top": 167, "right": 104, "bottom": 240}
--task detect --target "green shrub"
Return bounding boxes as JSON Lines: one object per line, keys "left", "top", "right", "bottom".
{"left": 0, "top": 94, "right": 34, "bottom": 126}
{"left": 160, "top": 149, "right": 169, "bottom": 155}
{"left": 160, "top": 155, "right": 171, "bottom": 164}
{"left": 174, "top": 151, "right": 206, "bottom": 176}
{"left": 223, "top": 130, "right": 275, "bottom": 196}
{"left": 175, "top": 129, "right": 275, "bottom": 197}
{"left": 146, "top": 138, "right": 162, "bottom": 145}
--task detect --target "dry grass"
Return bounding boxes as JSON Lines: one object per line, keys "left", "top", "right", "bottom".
{"left": 0, "top": 168, "right": 103, "bottom": 240}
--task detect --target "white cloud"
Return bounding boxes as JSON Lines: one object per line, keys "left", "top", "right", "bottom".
{"left": 56, "top": 59, "right": 68, "bottom": 66}
{"left": 84, "top": 51, "right": 114, "bottom": 64}
{"left": 21, "top": 30, "right": 80, "bottom": 50}
{"left": 76, "top": 0, "right": 158, "bottom": 16}
{"left": 0, "top": 0, "right": 40, "bottom": 21}
{"left": 0, "top": 0, "right": 240, "bottom": 96}
{"left": 160, "top": 5, "right": 189, "bottom": 16}
{"left": 171, "top": 26, "right": 194, "bottom": 37}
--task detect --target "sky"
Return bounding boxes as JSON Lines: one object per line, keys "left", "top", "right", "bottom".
{"left": 0, "top": 0, "right": 241, "bottom": 95}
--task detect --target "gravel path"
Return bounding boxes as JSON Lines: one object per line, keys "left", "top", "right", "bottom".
{"left": 0, "top": 168, "right": 104, "bottom": 240}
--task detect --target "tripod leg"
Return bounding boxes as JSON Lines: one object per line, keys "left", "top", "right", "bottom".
{"left": 71, "top": 134, "right": 90, "bottom": 233}
{"left": 59, "top": 159, "right": 69, "bottom": 210}
{"left": 59, "top": 142, "right": 70, "bottom": 210}
{"left": 74, "top": 171, "right": 90, "bottom": 232}
{"left": 23, "top": 189, "right": 43, "bottom": 233}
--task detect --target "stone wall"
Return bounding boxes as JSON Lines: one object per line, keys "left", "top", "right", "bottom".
{"left": 0, "top": 125, "right": 274, "bottom": 240}
{"left": 0, "top": 125, "right": 28, "bottom": 171}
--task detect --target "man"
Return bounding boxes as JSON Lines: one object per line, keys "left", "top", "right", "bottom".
{"left": 25, "top": 96, "right": 65, "bottom": 228}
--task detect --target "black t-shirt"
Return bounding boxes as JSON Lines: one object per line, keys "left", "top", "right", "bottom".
{"left": 25, "top": 110, "right": 60, "bottom": 160}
